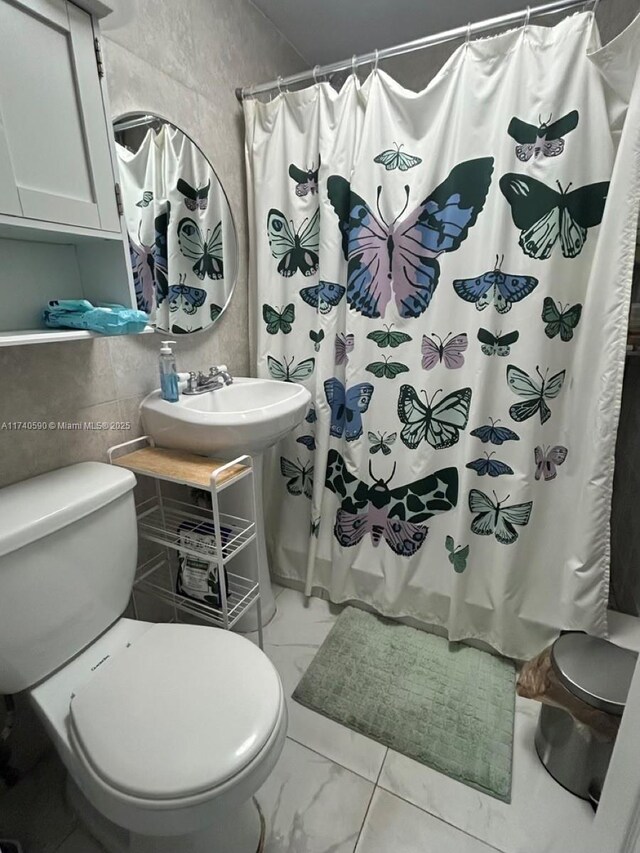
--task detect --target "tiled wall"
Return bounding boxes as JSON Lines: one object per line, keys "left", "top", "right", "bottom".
{"left": 0, "top": 0, "right": 304, "bottom": 488}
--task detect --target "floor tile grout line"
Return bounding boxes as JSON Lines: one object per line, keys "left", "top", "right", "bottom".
{"left": 374, "top": 785, "right": 508, "bottom": 853}
{"left": 284, "top": 733, "right": 385, "bottom": 786}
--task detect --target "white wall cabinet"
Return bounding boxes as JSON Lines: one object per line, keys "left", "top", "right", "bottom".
{"left": 0, "top": 0, "right": 144, "bottom": 346}
{"left": 0, "top": 0, "right": 119, "bottom": 232}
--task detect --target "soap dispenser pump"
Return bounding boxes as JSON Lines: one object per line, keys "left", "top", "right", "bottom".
{"left": 159, "top": 340, "right": 179, "bottom": 402}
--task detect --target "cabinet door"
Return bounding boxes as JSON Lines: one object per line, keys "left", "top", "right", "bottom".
{"left": 0, "top": 0, "right": 120, "bottom": 232}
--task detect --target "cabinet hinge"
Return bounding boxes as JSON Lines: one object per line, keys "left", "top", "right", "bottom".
{"left": 94, "top": 37, "right": 105, "bottom": 78}
{"left": 114, "top": 182, "right": 124, "bottom": 216}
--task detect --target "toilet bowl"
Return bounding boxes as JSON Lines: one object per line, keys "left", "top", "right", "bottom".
{"left": 0, "top": 462, "right": 287, "bottom": 852}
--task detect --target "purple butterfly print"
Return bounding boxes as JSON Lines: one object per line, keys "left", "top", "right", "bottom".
{"left": 335, "top": 333, "right": 355, "bottom": 366}
{"left": 534, "top": 445, "right": 568, "bottom": 481}
{"left": 327, "top": 159, "right": 494, "bottom": 319}
{"left": 334, "top": 507, "right": 428, "bottom": 556}
{"left": 421, "top": 332, "right": 468, "bottom": 370}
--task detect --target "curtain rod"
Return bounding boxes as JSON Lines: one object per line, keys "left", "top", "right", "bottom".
{"left": 235, "top": 0, "right": 596, "bottom": 101}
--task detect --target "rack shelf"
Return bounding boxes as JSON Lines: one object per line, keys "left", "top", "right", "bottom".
{"left": 134, "top": 556, "right": 259, "bottom": 630}
{"left": 137, "top": 496, "right": 256, "bottom": 565}
{"left": 108, "top": 436, "right": 263, "bottom": 647}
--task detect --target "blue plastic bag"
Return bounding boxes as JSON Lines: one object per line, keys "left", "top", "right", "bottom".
{"left": 43, "top": 300, "right": 149, "bottom": 336}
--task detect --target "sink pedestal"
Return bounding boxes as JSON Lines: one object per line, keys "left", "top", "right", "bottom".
{"left": 218, "top": 453, "right": 275, "bottom": 631}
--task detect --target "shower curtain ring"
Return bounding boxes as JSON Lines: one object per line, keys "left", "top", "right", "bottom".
{"left": 524, "top": 5, "right": 531, "bottom": 28}
{"left": 277, "top": 75, "right": 284, "bottom": 95}
{"left": 351, "top": 54, "right": 358, "bottom": 79}
{"left": 313, "top": 65, "right": 320, "bottom": 85}
{"left": 591, "top": 0, "right": 600, "bottom": 18}
{"left": 465, "top": 21, "right": 472, "bottom": 47}
{"left": 373, "top": 48, "right": 379, "bottom": 74}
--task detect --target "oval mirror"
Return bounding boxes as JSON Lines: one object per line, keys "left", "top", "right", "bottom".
{"left": 113, "top": 113, "right": 238, "bottom": 335}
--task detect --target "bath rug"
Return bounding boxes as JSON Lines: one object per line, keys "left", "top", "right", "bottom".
{"left": 293, "top": 606, "right": 516, "bottom": 802}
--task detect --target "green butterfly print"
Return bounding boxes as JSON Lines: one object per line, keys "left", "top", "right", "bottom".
{"left": 445, "top": 535, "right": 469, "bottom": 573}
{"left": 262, "top": 303, "right": 295, "bottom": 334}
{"left": 280, "top": 457, "right": 313, "bottom": 498}
{"left": 210, "top": 304, "right": 223, "bottom": 322}
{"left": 373, "top": 143, "right": 422, "bottom": 172}
{"left": 268, "top": 355, "right": 315, "bottom": 382}
{"left": 367, "top": 325, "right": 412, "bottom": 348}
{"left": 366, "top": 356, "right": 409, "bottom": 380}
{"left": 398, "top": 384, "right": 472, "bottom": 450}
{"left": 477, "top": 328, "right": 519, "bottom": 357}
{"left": 506, "top": 364, "right": 565, "bottom": 425}
{"left": 368, "top": 430, "right": 397, "bottom": 456}
{"left": 309, "top": 329, "right": 325, "bottom": 352}
{"left": 500, "top": 174, "right": 609, "bottom": 260}
{"left": 542, "top": 298, "right": 582, "bottom": 342}
{"left": 267, "top": 208, "right": 320, "bottom": 277}
{"left": 468, "top": 489, "right": 532, "bottom": 545}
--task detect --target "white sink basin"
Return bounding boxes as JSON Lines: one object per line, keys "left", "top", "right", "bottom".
{"left": 140, "top": 377, "right": 311, "bottom": 456}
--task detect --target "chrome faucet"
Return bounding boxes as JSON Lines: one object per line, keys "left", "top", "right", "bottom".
{"left": 183, "top": 364, "right": 234, "bottom": 395}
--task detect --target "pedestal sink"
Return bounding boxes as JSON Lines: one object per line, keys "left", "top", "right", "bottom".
{"left": 140, "top": 378, "right": 311, "bottom": 628}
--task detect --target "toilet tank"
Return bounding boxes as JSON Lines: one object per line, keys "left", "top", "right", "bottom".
{"left": 0, "top": 462, "right": 138, "bottom": 694}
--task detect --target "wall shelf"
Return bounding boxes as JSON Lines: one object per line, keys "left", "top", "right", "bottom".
{"left": 0, "top": 326, "right": 154, "bottom": 348}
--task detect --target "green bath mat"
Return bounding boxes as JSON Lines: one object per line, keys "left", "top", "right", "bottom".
{"left": 293, "top": 607, "right": 516, "bottom": 802}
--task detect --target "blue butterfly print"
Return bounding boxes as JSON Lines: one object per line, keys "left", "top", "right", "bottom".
{"left": 327, "top": 159, "right": 494, "bottom": 319}
{"left": 297, "top": 434, "right": 317, "bottom": 451}
{"left": 453, "top": 254, "right": 538, "bottom": 314}
{"left": 324, "top": 378, "right": 374, "bottom": 442}
{"left": 300, "top": 281, "right": 346, "bottom": 314}
{"left": 305, "top": 405, "right": 317, "bottom": 424}
{"left": 470, "top": 418, "right": 520, "bottom": 445}
{"left": 466, "top": 453, "right": 514, "bottom": 477}
{"left": 168, "top": 276, "right": 207, "bottom": 315}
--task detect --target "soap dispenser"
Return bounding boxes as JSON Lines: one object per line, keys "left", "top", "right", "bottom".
{"left": 159, "top": 340, "right": 179, "bottom": 402}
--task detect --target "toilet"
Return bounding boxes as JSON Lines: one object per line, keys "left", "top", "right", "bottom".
{"left": 0, "top": 462, "right": 287, "bottom": 853}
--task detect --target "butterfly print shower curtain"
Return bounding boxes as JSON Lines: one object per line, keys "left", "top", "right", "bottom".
{"left": 244, "top": 11, "right": 640, "bottom": 658}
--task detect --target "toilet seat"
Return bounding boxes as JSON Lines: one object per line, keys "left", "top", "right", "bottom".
{"left": 69, "top": 623, "right": 283, "bottom": 801}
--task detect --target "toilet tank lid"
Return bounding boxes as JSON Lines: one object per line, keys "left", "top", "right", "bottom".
{"left": 0, "top": 462, "right": 136, "bottom": 558}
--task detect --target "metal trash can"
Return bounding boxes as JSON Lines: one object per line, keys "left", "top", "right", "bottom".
{"left": 535, "top": 633, "right": 638, "bottom": 801}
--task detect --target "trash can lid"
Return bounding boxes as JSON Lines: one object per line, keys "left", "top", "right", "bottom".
{"left": 551, "top": 632, "right": 638, "bottom": 716}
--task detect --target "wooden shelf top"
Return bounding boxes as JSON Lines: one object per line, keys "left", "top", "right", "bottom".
{"left": 112, "top": 446, "right": 247, "bottom": 490}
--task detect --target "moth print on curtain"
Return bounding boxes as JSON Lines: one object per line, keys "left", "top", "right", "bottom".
{"left": 289, "top": 156, "right": 320, "bottom": 197}
{"left": 500, "top": 174, "right": 610, "bottom": 259}
{"left": 507, "top": 110, "right": 579, "bottom": 161}
{"left": 177, "top": 178, "right": 211, "bottom": 211}
{"left": 327, "top": 158, "right": 494, "bottom": 318}
{"left": 453, "top": 254, "right": 538, "bottom": 313}
{"left": 325, "top": 449, "right": 459, "bottom": 556}
{"left": 267, "top": 208, "right": 320, "bottom": 277}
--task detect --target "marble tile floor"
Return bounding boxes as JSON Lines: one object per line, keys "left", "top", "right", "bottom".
{"left": 3, "top": 585, "right": 638, "bottom": 853}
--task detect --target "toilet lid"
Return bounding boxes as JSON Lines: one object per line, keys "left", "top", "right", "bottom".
{"left": 69, "top": 624, "right": 283, "bottom": 800}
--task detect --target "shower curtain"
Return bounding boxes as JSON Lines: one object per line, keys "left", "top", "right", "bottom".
{"left": 244, "top": 10, "right": 640, "bottom": 659}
